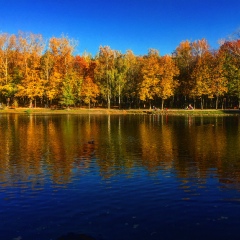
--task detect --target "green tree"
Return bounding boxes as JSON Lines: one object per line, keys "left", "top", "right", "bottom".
{"left": 220, "top": 40, "right": 240, "bottom": 107}
{"left": 114, "top": 51, "right": 128, "bottom": 108}
{"left": 60, "top": 77, "right": 75, "bottom": 107}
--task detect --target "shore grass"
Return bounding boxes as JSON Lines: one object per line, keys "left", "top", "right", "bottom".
{"left": 1, "top": 107, "right": 240, "bottom": 116}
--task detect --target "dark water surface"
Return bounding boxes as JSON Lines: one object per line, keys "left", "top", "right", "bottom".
{"left": 0, "top": 114, "right": 240, "bottom": 240}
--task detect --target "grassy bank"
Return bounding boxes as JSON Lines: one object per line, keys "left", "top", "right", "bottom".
{"left": 1, "top": 107, "right": 240, "bottom": 116}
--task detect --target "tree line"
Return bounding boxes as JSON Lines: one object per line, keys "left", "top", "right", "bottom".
{"left": 0, "top": 31, "right": 240, "bottom": 109}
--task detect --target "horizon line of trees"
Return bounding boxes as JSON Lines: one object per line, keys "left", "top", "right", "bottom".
{"left": 1, "top": 31, "right": 240, "bottom": 110}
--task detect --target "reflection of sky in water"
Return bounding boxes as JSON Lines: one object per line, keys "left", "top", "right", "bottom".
{"left": 0, "top": 114, "right": 240, "bottom": 240}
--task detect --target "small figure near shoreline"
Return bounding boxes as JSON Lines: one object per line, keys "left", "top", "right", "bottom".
{"left": 186, "top": 104, "right": 194, "bottom": 110}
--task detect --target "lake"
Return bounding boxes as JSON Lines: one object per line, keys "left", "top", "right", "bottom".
{"left": 0, "top": 113, "right": 240, "bottom": 240}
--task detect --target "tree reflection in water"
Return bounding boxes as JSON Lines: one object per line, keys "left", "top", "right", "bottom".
{"left": 0, "top": 114, "right": 239, "bottom": 189}
{"left": 1, "top": 114, "right": 240, "bottom": 240}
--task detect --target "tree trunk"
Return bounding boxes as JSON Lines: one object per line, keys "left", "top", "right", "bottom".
{"left": 5, "top": 58, "right": 8, "bottom": 84}
{"left": 216, "top": 95, "right": 219, "bottom": 110}
{"left": 29, "top": 99, "right": 33, "bottom": 108}
{"left": 238, "top": 92, "right": 240, "bottom": 109}
{"left": 118, "top": 84, "right": 121, "bottom": 109}
{"left": 107, "top": 93, "right": 111, "bottom": 109}
{"left": 161, "top": 98, "right": 164, "bottom": 110}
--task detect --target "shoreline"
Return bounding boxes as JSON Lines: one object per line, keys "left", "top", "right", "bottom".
{"left": 1, "top": 107, "right": 240, "bottom": 116}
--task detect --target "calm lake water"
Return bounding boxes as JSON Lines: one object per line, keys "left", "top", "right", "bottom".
{"left": 0, "top": 113, "right": 240, "bottom": 240}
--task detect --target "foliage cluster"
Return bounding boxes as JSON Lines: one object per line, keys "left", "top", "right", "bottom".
{"left": 0, "top": 32, "right": 240, "bottom": 109}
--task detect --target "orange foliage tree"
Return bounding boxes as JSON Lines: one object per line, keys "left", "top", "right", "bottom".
{"left": 0, "top": 31, "right": 240, "bottom": 109}
{"left": 0, "top": 33, "right": 18, "bottom": 102}
{"left": 139, "top": 49, "right": 161, "bottom": 108}
{"left": 174, "top": 40, "right": 194, "bottom": 106}
{"left": 16, "top": 32, "right": 45, "bottom": 107}
{"left": 139, "top": 49, "right": 179, "bottom": 109}
{"left": 157, "top": 55, "right": 179, "bottom": 109}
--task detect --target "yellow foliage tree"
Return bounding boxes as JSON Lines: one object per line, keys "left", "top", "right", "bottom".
{"left": 157, "top": 55, "right": 179, "bottom": 109}
{"left": 174, "top": 40, "right": 194, "bottom": 100}
{"left": 80, "top": 77, "right": 100, "bottom": 108}
{"left": 139, "top": 49, "right": 161, "bottom": 108}
{"left": 0, "top": 33, "right": 17, "bottom": 101}
{"left": 139, "top": 50, "right": 179, "bottom": 109}
{"left": 209, "top": 51, "right": 228, "bottom": 109}
{"left": 16, "top": 32, "right": 45, "bottom": 107}
{"left": 95, "top": 46, "right": 116, "bottom": 109}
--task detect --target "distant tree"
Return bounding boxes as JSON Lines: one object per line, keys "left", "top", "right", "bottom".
{"left": 139, "top": 50, "right": 179, "bottom": 109}
{"left": 113, "top": 51, "right": 128, "bottom": 108}
{"left": 139, "top": 49, "right": 161, "bottom": 108}
{"left": 209, "top": 50, "right": 228, "bottom": 109}
{"left": 59, "top": 76, "right": 75, "bottom": 107}
{"left": 95, "top": 46, "right": 116, "bottom": 109}
{"left": 40, "top": 50, "right": 55, "bottom": 104}
{"left": 189, "top": 39, "right": 211, "bottom": 109}
{"left": 0, "top": 33, "right": 18, "bottom": 102}
{"left": 191, "top": 38, "right": 210, "bottom": 58}
{"left": 219, "top": 40, "right": 240, "bottom": 107}
{"left": 125, "top": 50, "right": 142, "bottom": 108}
{"left": 174, "top": 40, "right": 194, "bottom": 105}
{"left": 80, "top": 77, "right": 100, "bottom": 108}
{"left": 16, "top": 32, "right": 45, "bottom": 107}
{"left": 157, "top": 55, "right": 179, "bottom": 109}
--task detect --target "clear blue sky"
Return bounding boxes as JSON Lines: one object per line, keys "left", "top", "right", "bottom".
{"left": 1, "top": 0, "right": 240, "bottom": 56}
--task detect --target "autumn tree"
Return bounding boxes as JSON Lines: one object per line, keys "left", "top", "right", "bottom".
{"left": 219, "top": 40, "right": 240, "bottom": 107}
{"left": 72, "top": 54, "right": 92, "bottom": 104}
{"left": 190, "top": 49, "right": 228, "bottom": 110}
{"left": 0, "top": 33, "right": 18, "bottom": 102}
{"left": 139, "top": 50, "right": 179, "bottom": 109}
{"left": 45, "top": 35, "right": 77, "bottom": 105}
{"left": 209, "top": 50, "right": 228, "bottom": 109}
{"left": 191, "top": 38, "right": 210, "bottom": 58}
{"left": 174, "top": 40, "right": 194, "bottom": 106}
{"left": 113, "top": 51, "right": 128, "bottom": 108}
{"left": 80, "top": 77, "right": 100, "bottom": 108}
{"left": 157, "top": 55, "right": 179, "bottom": 109}
{"left": 59, "top": 76, "right": 75, "bottom": 107}
{"left": 138, "top": 49, "right": 161, "bottom": 108}
{"left": 189, "top": 39, "right": 211, "bottom": 109}
{"left": 95, "top": 46, "right": 116, "bottom": 109}
{"left": 1, "top": 30, "right": 240, "bottom": 109}
{"left": 16, "top": 32, "right": 45, "bottom": 107}
{"left": 190, "top": 54, "right": 211, "bottom": 109}
{"left": 49, "top": 35, "right": 76, "bottom": 77}
{"left": 40, "top": 50, "right": 55, "bottom": 104}
{"left": 125, "top": 50, "right": 142, "bottom": 108}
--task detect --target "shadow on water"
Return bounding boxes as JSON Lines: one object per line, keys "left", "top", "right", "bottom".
{"left": 222, "top": 109, "right": 240, "bottom": 114}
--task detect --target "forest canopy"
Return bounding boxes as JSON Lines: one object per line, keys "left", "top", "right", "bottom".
{"left": 0, "top": 31, "right": 240, "bottom": 109}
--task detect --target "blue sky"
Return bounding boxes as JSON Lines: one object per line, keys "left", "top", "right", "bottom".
{"left": 1, "top": 0, "right": 240, "bottom": 56}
